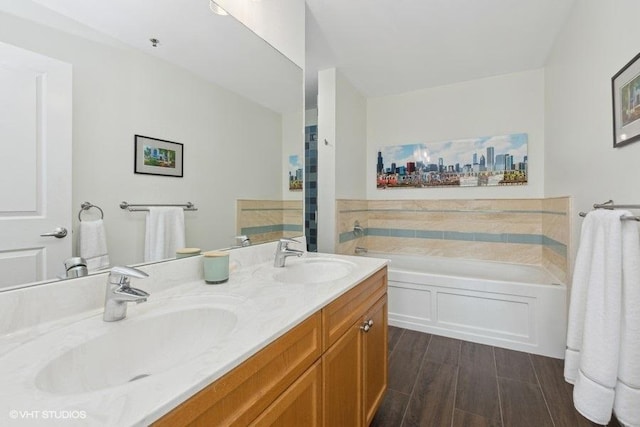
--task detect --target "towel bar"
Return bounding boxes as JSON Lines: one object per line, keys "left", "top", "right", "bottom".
{"left": 578, "top": 199, "right": 640, "bottom": 221}
{"left": 119, "top": 201, "right": 198, "bottom": 212}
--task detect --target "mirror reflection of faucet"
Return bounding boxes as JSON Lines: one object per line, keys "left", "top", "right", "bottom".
{"left": 103, "top": 266, "right": 149, "bottom": 322}
{"left": 236, "top": 235, "right": 251, "bottom": 247}
{"left": 64, "top": 257, "right": 88, "bottom": 278}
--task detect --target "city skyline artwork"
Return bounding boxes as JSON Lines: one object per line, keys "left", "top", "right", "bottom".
{"left": 288, "top": 154, "right": 303, "bottom": 191}
{"left": 377, "top": 133, "right": 528, "bottom": 189}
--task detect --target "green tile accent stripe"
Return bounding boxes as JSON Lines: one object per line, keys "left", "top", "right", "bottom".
{"left": 542, "top": 236, "right": 568, "bottom": 257}
{"left": 416, "top": 230, "right": 443, "bottom": 239}
{"left": 338, "top": 227, "right": 567, "bottom": 258}
{"left": 241, "top": 224, "right": 303, "bottom": 235}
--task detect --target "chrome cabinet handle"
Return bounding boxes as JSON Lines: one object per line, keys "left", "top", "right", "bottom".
{"left": 40, "top": 227, "right": 68, "bottom": 238}
{"left": 360, "top": 319, "right": 374, "bottom": 332}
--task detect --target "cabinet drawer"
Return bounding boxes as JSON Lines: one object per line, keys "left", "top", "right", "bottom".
{"left": 250, "top": 360, "right": 322, "bottom": 426}
{"left": 154, "top": 312, "right": 322, "bottom": 427}
{"left": 322, "top": 267, "right": 387, "bottom": 350}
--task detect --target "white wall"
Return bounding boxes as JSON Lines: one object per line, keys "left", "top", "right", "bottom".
{"left": 0, "top": 11, "right": 283, "bottom": 266}
{"left": 317, "top": 68, "right": 337, "bottom": 252}
{"left": 216, "top": 0, "right": 305, "bottom": 69}
{"left": 336, "top": 71, "right": 367, "bottom": 199}
{"left": 367, "top": 69, "right": 545, "bottom": 200}
{"left": 305, "top": 108, "right": 318, "bottom": 127}
{"left": 545, "top": 0, "right": 640, "bottom": 265}
{"left": 282, "top": 110, "right": 304, "bottom": 200}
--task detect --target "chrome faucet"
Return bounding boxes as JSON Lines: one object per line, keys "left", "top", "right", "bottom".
{"left": 274, "top": 238, "right": 303, "bottom": 267}
{"left": 103, "top": 266, "right": 149, "bottom": 322}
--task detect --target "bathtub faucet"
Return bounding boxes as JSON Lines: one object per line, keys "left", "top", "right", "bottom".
{"left": 355, "top": 247, "right": 368, "bottom": 254}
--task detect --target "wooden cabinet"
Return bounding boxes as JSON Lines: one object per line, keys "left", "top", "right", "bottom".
{"left": 250, "top": 361, "right": 323, "bottom": 427}
{"left": 363, "top": 295, "right": 388, "bottom": 426}
{"left": 322, "top": 268, "right": 388, "bottom": 427}
{"left": 323, "top": 321, "right": 363, "bottom": 426}
{"left": 154, "top": 312, "right": 322, "bottom": 427}
{"left": 154, "top": 266, "right": 387, "bottom": 427}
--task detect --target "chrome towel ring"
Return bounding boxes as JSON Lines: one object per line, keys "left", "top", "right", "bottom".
{"left": 78, "top": 201, "right": 104, "bottom": 221}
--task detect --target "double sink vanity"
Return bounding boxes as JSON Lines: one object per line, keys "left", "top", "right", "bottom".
{"left": 0, "top": 240, "right": 388, "bottom": 426}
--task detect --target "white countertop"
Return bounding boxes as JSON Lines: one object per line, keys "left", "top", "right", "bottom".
{"left": 0, "top": 252, "right": 387, "bottom": 426}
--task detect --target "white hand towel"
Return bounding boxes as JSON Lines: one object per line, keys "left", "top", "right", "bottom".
{"left": 614, "top": 217, "right": 640, "bottom": 427}
{"left": 565, "top": 210, "right": 623, "bottom": 425}
{"left": 144, "top": 207, "right": 185, "bottom": 262}
{"left": 78, "top": 219, "right": 110, "bottom": 271}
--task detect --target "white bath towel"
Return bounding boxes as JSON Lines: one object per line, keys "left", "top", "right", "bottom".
{"left": 614, "top": 217, "right": 640, "bottom": 427}
{"left": 565, "top": 210, "right": 623, "bottom": 425}
{"left": 144, "top": 207, "right": 185, "bottom": 262}
{"left": 78, "top": 219, "right": 110, "bottom": 271}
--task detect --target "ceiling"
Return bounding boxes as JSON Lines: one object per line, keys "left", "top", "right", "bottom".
{"left": 4, "top": 0, "right": 577, "bottom": 113}
{"left": 305, "top": 0, "right": 576, "bottom": 109}
{"left": 1, "top": 0, "right": 301, "bottom": 114}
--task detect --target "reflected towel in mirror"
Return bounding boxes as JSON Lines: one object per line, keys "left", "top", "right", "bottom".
{"left": 144, "top": 207, "right": 185, "bottom": 262}
{"left": 78, "top": 219, "right": 110, "bottom": 271}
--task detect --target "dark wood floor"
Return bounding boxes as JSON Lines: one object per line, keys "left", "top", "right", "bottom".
{"left": 372, "top": 326, "right": 621, "bottom": 427}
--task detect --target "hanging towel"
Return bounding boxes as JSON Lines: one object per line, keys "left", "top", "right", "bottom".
{"left": 614, "top": 217, "right": 640, "bottom": 427}
{"left": 144, "top": 207, "right": 185, "bottom": 262}
{"left": 565, "top": 210, "right": 624, "bottom": 425}
{"left": 78, "top": 219, "right": 110, "bottom": 271}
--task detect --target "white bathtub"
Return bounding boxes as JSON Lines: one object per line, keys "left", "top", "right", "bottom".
{"left": 365, "top": 252, "right": 567, "bottom": 358}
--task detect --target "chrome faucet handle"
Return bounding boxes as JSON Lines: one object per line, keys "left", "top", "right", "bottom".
{"left": 274, "top": 238, "right": 303, "bottom": 267}
{"left": 278, "top": 237, "right": 299, "bottom": 246}
{"left": 103, "top": 266, "right": 149, "bottom": 321}
{"left": 108, "top": 266, "right": 149, "bottom": 286}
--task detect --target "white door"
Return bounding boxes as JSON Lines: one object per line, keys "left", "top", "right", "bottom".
{"left": 0, "top": 42, "right": 72, "bottom": 290}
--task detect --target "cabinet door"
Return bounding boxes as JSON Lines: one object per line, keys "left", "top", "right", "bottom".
{"left": 251, "top": 361, "right": 322, "bottom": 427}
{"left": 363, "top": 295, "right": 388, "bottom": 426}
{"left": 322, "top": 323, "right": 362, "bottom": 427}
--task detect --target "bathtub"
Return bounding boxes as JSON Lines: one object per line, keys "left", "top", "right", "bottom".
{"left": 365, "top": 252, "right": 567, "bottom": 358}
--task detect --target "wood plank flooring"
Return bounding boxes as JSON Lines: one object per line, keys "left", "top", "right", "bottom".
{"left": 372, "top": 326, "right": 621, "bottom": 427}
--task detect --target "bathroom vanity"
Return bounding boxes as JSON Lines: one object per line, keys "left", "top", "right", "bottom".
{"left": 0, "top": 243, "right": 388, "bottom": 426}
{"left": 155, "top": 267, "right": 387, "bottom": 426}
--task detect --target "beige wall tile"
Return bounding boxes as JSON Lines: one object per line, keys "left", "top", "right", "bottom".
{"left": 542, "top": 246, "right": 568, "bottom": 284}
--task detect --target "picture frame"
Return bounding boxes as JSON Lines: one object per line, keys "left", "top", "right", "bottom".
{"left": 134, "top": 135, "right": 183, "bottom": 177}
{"left": 612, "top": 51, "right": 640, "bottom": 148}
{"left": 288, "top": 154, "right": 303, "bottom": 191}
{"left": 376, "top": 133, "right": 528, "bottom": 189}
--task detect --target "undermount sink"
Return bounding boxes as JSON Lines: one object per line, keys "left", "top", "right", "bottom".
{"left": 34, "top": 305, "right": 238, "bottom": 395}
{"left": 272, "top": 257, "right": 356, "bottom": 284}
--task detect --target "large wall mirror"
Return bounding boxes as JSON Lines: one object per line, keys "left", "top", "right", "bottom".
{"left": 0, "top": 0, "right": 303, "bottom": 291}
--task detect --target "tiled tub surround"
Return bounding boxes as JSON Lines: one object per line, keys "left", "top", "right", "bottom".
{"left": 337, "top": 197, "right": 570, "bottom": 283}
{"left": 236, "top": 199, "right": 303, "bottom": 244}
{"left": 0, "top": 241, "right": 387, "bottom": 426}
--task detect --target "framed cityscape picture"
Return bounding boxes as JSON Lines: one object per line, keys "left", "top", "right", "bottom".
{"left": 288, "top": 154, "right": 303, "bottom": 191}
{"left": 376, "top": 133, "right": 528, "bottom": 189}
{"left": 612, "top": 51, "right": 640, "bottom": 148}
{"left": 134, "top": 135, "right": 183, "bottom": 177}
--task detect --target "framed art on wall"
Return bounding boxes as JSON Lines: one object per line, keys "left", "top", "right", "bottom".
{"left": 134, "top": 135, "right": 183, "bottom": 177}
{"left": 376, "top": 133, "right": 528, "bottom": 189}
{"left": 612, "top": 51, "right": 640, "bottom": 148}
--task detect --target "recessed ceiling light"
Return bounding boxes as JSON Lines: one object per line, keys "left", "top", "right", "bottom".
{"left": 209, "top": 0, "right": 228, "bottom": 15}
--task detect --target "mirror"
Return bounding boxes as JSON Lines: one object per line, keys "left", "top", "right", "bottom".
{"left": 0, "top": 0, "right": 303, "bottom": 291}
